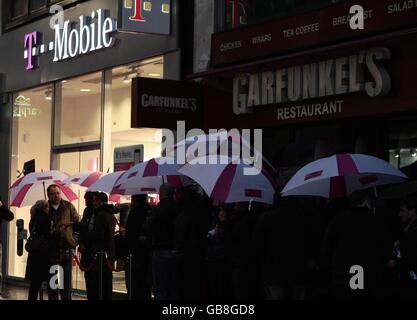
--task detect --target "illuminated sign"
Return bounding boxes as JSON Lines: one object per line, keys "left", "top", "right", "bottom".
{"left": 118, "top": 0, "right": 171, "bottom": 35}
{"left": 24, "top": 9, "right": 117, "bottom": 70}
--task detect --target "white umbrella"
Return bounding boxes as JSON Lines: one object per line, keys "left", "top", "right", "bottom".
{"left": 10, "top": 171, "right": 77, "bottom": 207}
{"left": 119, "top": 157, "right": 192, "bottom": 191}
{"left": 281, "top": 153, "right": 408, "bottom": 198}
{"left": 62, "top": 171, "right": 105, "bottom": 188}
{"left": 178, "top": 155, "right": 276, "bottom": 204}
{"left": 168, "top": 132, "right": 276, "bottom": 177}
{"left": 87, "top": 171, "right": 127, "bottom": 195}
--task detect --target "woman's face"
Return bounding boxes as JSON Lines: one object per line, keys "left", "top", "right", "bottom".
{"left": 43, "top": 204, "right": 50, "bottom": 214}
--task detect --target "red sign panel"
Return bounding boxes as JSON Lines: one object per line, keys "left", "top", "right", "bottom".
{"left": 211, "top": 0, "right": 417, "bottom": 66}
{"left": 131, "top": 77, "right": 203, "bottom": 129}
{"left": 204, "top": 31, "right": 417, "bottom": 129}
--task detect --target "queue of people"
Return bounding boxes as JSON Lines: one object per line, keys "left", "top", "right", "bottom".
{"left": 15, "top": 182, "right": 417, "bottom": 300}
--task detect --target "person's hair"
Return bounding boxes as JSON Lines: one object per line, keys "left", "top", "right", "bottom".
{"left": 401, "top": 193, "right": 417, "bottom": 211}
{"left": 30, "top": 200, "right": 48, "bottom": 216}
{"left": 94, "top": 192, "right": 108, "bottom": 204}
{"left": 84, "top": 191, "right": 97, "bottom": 203}
{"left": 47, "top": 184, "right": 61, "bottom": 196}
{"left": 159, "top": 183, "right": 174, "bottom": 199}
{"left": 131, "top": 194, "right": 147, "bottom": 207}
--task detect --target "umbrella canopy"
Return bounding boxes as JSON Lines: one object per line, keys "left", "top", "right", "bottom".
{"left": 10, "top": 171, "right": 77, "bottom": 207}
{"left": 87, "top": 171, "right": 127, "bottom": 195}
{"left": 281, "top": 153, "right": 408, "bottom": 198}
{"left": 119, "top": 157, "right": 192, "bottom": 191}
{"left": 168, "top": 133, "right": 276, "bottom": 177}
{"left": 178, "top": 155, "right": 276, "bottom": 204}
{"left": 62, "top": 171, "right": 105, "bottom": 188}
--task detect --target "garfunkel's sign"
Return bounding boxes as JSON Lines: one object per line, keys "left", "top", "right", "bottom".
{"left": 131, "top": 77, "right": 203, "bottom": 129}
{"left": 233, "top": 47, "right": 391, "bottom": 120}
{"left": 24, "top": 9, "right": 117, "bottom": 70}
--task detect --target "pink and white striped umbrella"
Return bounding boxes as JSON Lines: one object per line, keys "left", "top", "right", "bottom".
{"left": 119, "top": 157, "right": 192, "bottom": 192}
{"left": 9, "top": 171, "right": 78, "bottom": 207}
{"left": 62, "top": 171, "right": 105, "bottom": 188}
{"left": 178, "top": 155, "right": 276, "bottom": 204}
{"left": 87, "top": 171, "right": 128, "bottom": 195}
{"left": 281, "top": 153, "right": 408, "bottom": 198}
{"left": 168, "top": 133, "right": 276, "bottom": 177}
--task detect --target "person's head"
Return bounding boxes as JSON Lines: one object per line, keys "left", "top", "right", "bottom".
{"left": 131, "top": 194, "right": 148, "bottom": 208}
{"left": 349, "top": 189, "right": 374, "bottom": 211}
{"left": 93, "top": 192, "right": 108, "bottom": 208}
{"left": 159, "top": 183, "right": 174, "bottom": 200}
{"left": 84, "top": 191, "right": 96, "bottom": 208}
{"left": 399, "top": 194, "right": 417, "bottom": 225}
{"left": 47, "top": 184, "right": 62, "bottom": 205}
{"left": 31, "top": 200, "right": 49, "bottom": 216}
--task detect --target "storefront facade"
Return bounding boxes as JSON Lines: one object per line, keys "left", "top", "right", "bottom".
{"left": 0, "top": 0, "right": 182, "bottom": 293}
{"left": 195, "top": 0, "right": 417, "bottom": 187}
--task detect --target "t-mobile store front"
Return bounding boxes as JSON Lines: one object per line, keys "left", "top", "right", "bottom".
{"left": 202, "top": 0, "right": 417, "bottom": 188}
{"left": 0, "top": 0, "right": 181, "bottom": 293}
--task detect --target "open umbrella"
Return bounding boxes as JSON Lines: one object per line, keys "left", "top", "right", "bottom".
{"left": 62, "top": 171, "right": 105, "bottom": 188}
{"left": 119, "top": 157, "right": 192, "bottom": 191}
{"left": 178, "top": 155, "right": 276, "bottom": 204}
{"left": 281, "top": 153, "right": 408, "bottom": 198}
{"left": 168, "top": 133, "right": 276, "bottom": 177}
{"left": 10, "top": 171, "right": 77, "bottom": 207}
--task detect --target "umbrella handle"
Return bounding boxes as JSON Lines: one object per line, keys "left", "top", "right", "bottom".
{"left": 42, "top": 181, "right": 46, "bottom": 200}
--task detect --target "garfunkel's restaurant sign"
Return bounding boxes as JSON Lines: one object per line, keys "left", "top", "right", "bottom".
{"left": 24, "top": 1, "right": 172, "bottom": 70}
{"left": 233, "top": 47, "right": 391, "bottom": 121}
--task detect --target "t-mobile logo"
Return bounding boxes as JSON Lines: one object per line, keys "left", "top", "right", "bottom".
{"left": 24, "top": 32, "right": 42, "bottom": 70}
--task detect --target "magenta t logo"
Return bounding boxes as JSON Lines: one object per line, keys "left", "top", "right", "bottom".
{"left": 24, "top": 32, "right": 40, "bottom": 70}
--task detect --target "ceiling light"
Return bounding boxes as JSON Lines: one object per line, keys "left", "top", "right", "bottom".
{"left": 395, "top": 153, "right": 400, "bottom": 158}
{"left": 62, "top": 80, "right": 67, "bottom": 83}
{"left": 80, "top": 89, "right": 91, "bottom": 92}
{"left": 45, "top": 90, "right": 52, "bottom": 100}
{"left": 123, "top": 76, "right": 132, "bottom": 84}
{"left": 148, "top": 73, "right": 161, "bottom": 77}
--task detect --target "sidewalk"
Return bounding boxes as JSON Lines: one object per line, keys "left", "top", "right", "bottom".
{"left": 0, "top": 286, "right": 87, "bottom": 300}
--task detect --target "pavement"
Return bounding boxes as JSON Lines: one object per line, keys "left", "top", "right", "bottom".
{"left": 0, "top": 286, "right": 87, "bottom": 300}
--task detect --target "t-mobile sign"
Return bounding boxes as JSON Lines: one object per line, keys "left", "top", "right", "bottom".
{"left": 118, "top": 0, "right": 171, "bottom": 35}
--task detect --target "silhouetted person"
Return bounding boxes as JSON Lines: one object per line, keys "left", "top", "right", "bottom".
{"left": 321, "top": 190, "right": 392, "bottom": 299}
{"left": 125, "top": 194, "right": 152, "bottom": 300}
{"left": 0, "top": 196, "right": 14, "bottom": 296}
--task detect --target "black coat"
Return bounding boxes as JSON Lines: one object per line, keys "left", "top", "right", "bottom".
{"left": 126, "top": 203, "right": 150, "bottom": 258}
{"left": 25, "top": 210, "right": 52, "bottom": 282}
{"left": 253, "top": 206, "right": 324, "bottom": 286}
{"left": 149, "top": 198, "right": 179, "bottom": 250}
{"left": 321, "top": 207, "right": 392, "bottom": 289}
{"left": 0, "top": 204, "right": 14, "bottom": 243}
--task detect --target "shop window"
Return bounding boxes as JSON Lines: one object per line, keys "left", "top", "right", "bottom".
{"left": 54, "top": 73, "right": 102, "bottom": 146}
{"left": 102, "top": 56, "right": 164, "bottom": 293}
{"left": 9, "top": 85, "right": 53, "bottom": 278}
{"left": 30, "top": 0, "right": 47, "bottom": 13}
{"left": 11, "top": 0, "right": 28, "bottom": 20}
{"left": 225, "top": 0, "right": 248, "bottom": 30}
{"left": 388, "top": 118, "right": 417, "bottom": 169}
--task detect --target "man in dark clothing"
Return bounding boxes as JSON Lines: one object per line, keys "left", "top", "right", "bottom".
{"left": 174, "top": 187, "right": 212, "bottom": 300}
{"left": 0, "top": 197, "right": 14, "bottom": 296}
{"left": 149, "top": 184, "right": 179, "bottom": 300}
{"left": 47, "top": 185, "right": 79, "bottom": 301}
{"left": 321, "top": 190, "right": 392, "bottom": 300}
{"left": 87, "top": 192, "right": 117, "bottom": 300}
{"left": 125, "top": 194, "right": 151, "bottom": 300}
{"left": 387, "top": 194, "right": 417, "bottom": 299}
{"left": 72, "top": 191, "right": 97, "bottom": 300}
{"left": 253, "top": 197, "right": 324, "bottom": 300}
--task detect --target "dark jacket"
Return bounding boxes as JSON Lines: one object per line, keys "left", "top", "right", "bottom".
{"left": 87, "top": 204, "right": 117, "bottom": 268}
{"left": 73, "top": 206, "right": 95, "bottom": 267}
{"left": 321, "top": 206, "right": 392, "bottom": 291}
{"left": 126, "top": 203, "right": 150, "bottom": 258}
{"left": 253, "top": 206, "right": 324, "bottom": 286}
{"left": 25, "top": 210, "right": 52, "bottom": 281}
{"left": 49, "top": 200, "right": 79, "bottom": 255}
{"left": 149, "top": 198, "right": 179, "bottom": 250}
{"left": 0, "top": 204, "right": 14, "bottom": 243}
